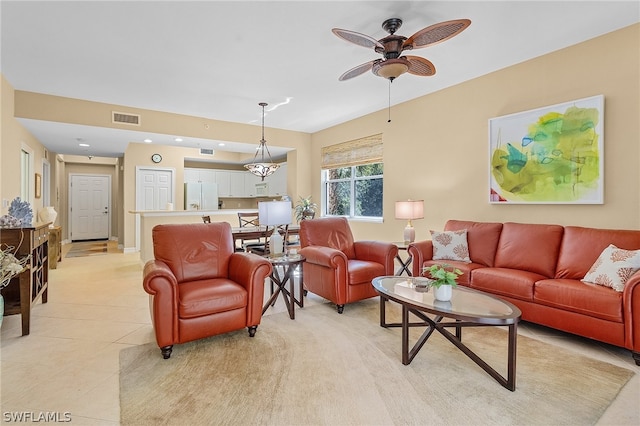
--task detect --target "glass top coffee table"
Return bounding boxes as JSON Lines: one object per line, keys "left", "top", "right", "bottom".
{"left": 372, "top": 276, "right": 522, "bottom": 391}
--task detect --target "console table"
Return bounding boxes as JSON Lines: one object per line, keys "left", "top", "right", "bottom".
{"left": 0, "top": 223, "right": 50, "bottom": 335}
{"left": 48, "top": 226, "right": 62, "bottom": 269}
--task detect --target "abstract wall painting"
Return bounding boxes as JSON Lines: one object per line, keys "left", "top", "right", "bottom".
{"left": 489, "top": 95, "right": 604, "bottom": 204}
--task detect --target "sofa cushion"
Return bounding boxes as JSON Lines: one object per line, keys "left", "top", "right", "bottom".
{"left": 556, "top": 226, "right": 640, "bottom": 279}
{"left": 582, "top": 244, "right": 640, "bottom": 291}
{"left": 470, "top": 267, "right": 546, "bottom": 301}
{"left": 430, "top": 229, "right": 471, "bottom": 263}
{"left": 494, "top": 222, "right": 564, "bottom": 277}
{"left": 534, "top": 278, "right": 623, "bottom": 322}
{"left": 179, "top": 279, "right": 247, "bottom": 319}
{"left": 347, "top": 259, "right": 386, "bottom": 285}
{"left": 444, "top": 220, "right": 503, "bottom": 267}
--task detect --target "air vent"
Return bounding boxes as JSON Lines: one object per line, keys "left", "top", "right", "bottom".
{"left": 43, "top": 148, "right": 49, "bottom": 160}
{"left": 112, "top": 111, "right": 141, "bottom": 126}
{"left": 200, "top": 148, "right": 215, "bottom": 156}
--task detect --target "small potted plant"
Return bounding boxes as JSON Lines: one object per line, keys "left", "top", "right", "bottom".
{"left": 423, "top": 263, "right": 463, "bottom": 302}
{"left": 294, "top": 195, "right": 317, "bottom": 223}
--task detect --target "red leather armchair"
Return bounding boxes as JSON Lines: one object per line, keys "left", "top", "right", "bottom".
{"left": 143, "top": 222, "right": 272, "bottom": 359}
{"left": 298, "top": 217, "right": 398, "bottom": 313}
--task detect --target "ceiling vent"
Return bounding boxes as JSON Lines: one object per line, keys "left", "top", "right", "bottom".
{"left": 200, "top": 148, "right": 215, "bottom": 156}
{"left": 112, "top": 111, "right": 141, "bottom": 126}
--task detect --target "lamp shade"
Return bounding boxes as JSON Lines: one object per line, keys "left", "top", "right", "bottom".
{"left": 395, "top": 200, "right": 424, "bottom": 220}
{"left": 258, "top": 200, "right": 292, "bottom": 226}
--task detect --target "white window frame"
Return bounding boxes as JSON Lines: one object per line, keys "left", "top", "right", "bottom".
{"left": 321, "top": 162, "right": 384, "bottom": 222}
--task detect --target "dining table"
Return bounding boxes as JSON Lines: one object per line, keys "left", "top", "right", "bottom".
{"left": 231, "top": 225, "right": 300, "bottom": 250}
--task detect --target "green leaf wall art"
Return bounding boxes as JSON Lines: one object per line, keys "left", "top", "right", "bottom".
{"left": 489, "top": 95, "right": 604, "bottom": 204}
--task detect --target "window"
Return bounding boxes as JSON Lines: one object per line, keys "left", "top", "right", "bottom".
{"left": 21, "top": 146, "right": 33, "bottom": 202}
{"left": 323, "top": 163, "right": 383, "bottom": 218}
{"left": 321, "top": 134, "right": 383, "bottom": 220}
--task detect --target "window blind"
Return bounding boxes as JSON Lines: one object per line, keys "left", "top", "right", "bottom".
{"left": 321, "top": 133, "right": 383, "bottom": 170}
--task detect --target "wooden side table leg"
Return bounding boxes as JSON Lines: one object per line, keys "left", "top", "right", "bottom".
{"left": 19, "top": 270, "right": 30, "bottom": 336}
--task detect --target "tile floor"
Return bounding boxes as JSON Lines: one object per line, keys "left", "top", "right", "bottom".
{"left": 1, "top": 241, "right": 638, "bottom": 425}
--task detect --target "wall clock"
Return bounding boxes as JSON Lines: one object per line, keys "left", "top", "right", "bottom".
{"left": 151, "top": 153, "right": 162, "bottom": 163}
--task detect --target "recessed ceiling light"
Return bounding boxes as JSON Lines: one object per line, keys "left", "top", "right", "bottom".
{"left": 175, "top": 138, "right": 183, "bottom": 142}
{"left": 79, "top": 143, "right": 90, "bottom": 147}
{"left": 218, "top": 143, "right": 225, "bottom": 147}
{"left": 144, "top": 139, "right": 152, "bottom": 143}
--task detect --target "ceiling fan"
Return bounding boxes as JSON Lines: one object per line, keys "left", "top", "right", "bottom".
{"left": 332, "top": 17, "right": 471, "bottom": 82}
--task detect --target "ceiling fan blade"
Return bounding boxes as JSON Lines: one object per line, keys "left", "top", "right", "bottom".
{"left": 405, "top": 56, "right": 436, "bottom": 76}
{"left": 338, "top": 60, "right": 379, "bottom": 81}
{"left": 332, "top": 28, "right": 385, "bottom": 50}
{"left": 403, "top": 19, "right": 471, "bottom": 50}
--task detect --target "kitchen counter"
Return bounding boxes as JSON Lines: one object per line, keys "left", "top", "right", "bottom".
{"left": 130, "top": 209, "right": 258, "bottom": 263}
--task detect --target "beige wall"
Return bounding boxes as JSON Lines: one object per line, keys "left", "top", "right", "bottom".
{"left": 1, "top": 75, "right": 49, "bottom": 218}
{"left": 3, "top": 24, "right": 638, "bottom": 250}
{"left": 311, "top": 23, "right": 640, "bottom": 243}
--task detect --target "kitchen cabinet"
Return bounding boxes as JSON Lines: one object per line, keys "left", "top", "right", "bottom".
{"left": 215, "top": 171, "right": 231, "bottom": 197}
{"left": 244, "top": 173, "right": 262, "bottom": 197}
{"left": 184, "top": 168, "right": 216, "bottom": 183}
{"left": 228, "top": 171, "right": 245, "bottom": 197}
{"left": 268, "top": 163, "right": 287, "bottom": 196}
{"left": 185, "top": 163, "right": 287, "bottom": 198}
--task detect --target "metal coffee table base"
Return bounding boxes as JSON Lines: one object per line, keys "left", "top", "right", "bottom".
{"left": 380, "top": 297, "right": 518, "bottom": 391}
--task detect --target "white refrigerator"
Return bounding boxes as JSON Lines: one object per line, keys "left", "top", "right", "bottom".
{"left": 184, "top": 182, "right": 219, "bottom": 210}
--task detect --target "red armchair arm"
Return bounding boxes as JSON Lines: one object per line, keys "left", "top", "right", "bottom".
{"left": 299, "top": 245, "right": 349, "bottom": 269}
{"left": 622, "top": 271, "right": 640, "bottom": 355}
{"left": 228, "top": 252, "right": 272, "bottom": 326}
{"left": 353, "top": 241, "right": 398, "bottom": 275}
{"left": 299, "top": 245, "right": 349, "bottom": 305}
{"left": 143, "top": 260, "right": 179, "bottom": 348}
{"left": 407, "top": 240, "right": 434, "bottom": 277}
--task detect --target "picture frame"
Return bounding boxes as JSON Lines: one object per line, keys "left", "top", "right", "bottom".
{"left": 489, "top": 95, "right": 604, "bottom": 204}
{"left": 35, "top": 173, "right": 42, "bottom": 199}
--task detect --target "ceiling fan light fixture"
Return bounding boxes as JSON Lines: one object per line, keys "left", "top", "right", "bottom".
{"left": 372, "top": 58, "right": 409, "bottom": 81}
{"left": 244, "top": 102, "right": 280, "bottom": 181}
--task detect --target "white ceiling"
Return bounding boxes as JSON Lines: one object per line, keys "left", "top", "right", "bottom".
{"left": 2, "top": 1, "right": 638, "bottom": 160}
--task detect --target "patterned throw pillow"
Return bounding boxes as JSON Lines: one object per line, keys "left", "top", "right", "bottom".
{"left": 582, "top": 244, "right": 640, "bottom": 292}
{"left": 430, "top": 229, "right": 471, "bottom": 263}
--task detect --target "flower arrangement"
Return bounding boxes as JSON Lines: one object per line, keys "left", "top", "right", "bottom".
{"left": 1, "top": 244, "right": 30, "bottom": 289}
{"left": 423, "top": 263, "right": 463, "bottom": 288}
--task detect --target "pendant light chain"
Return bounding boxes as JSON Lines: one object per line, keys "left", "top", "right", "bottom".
{"left": 388, "top": 80, "right": 392, "bottom": 123}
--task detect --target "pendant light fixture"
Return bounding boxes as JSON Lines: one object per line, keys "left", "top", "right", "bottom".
{"left": 244, "top": 102, "right": 280, "bottom": 181}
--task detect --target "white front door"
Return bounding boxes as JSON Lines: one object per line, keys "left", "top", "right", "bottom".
{"left": 70, "top": 174, "right": 111, "bottom": 241}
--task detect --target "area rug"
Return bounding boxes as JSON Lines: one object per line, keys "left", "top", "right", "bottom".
{"left": 119, "top": 299, "right": 634, "bottom": 425}
{"left": 65, "top": 241, "right": 108, "bottom": 258}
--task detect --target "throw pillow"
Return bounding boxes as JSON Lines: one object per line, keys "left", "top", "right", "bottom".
{"left": 582, "top": 244, "right": 640, "bottom": 292}
{"left": 430, "top": 229, "right": 471, "bottom": 263}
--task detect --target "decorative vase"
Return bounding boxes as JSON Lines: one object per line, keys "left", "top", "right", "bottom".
{"left": 39, "top": 206, "right": 57, "bottom": 228}
{"left": 434, "top": 285, "right": 453, "bottom": 302}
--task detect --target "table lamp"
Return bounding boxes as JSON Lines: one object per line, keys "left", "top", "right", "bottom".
{"left": 395, "top": 200, "right": 424, "bottom": 244}
{"left": 258, "top": 200, "right": 292, "bottom": 254}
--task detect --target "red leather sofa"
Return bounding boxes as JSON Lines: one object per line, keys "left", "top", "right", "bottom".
{"left": 408, "top": 220, "right": 640, "bottom": 365}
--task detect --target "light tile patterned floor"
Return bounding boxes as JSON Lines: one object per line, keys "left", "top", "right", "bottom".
{"left": 0, "top": 241, "right": 638, "bottom": 425}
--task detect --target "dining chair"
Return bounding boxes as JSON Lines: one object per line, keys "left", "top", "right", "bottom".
{"left": 237, "top": 212, "right": 267, "bottom": 253}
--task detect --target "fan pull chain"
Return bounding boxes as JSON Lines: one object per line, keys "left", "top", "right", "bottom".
{"left": 388, "top": 80, "right": 392, "bottom": 123}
